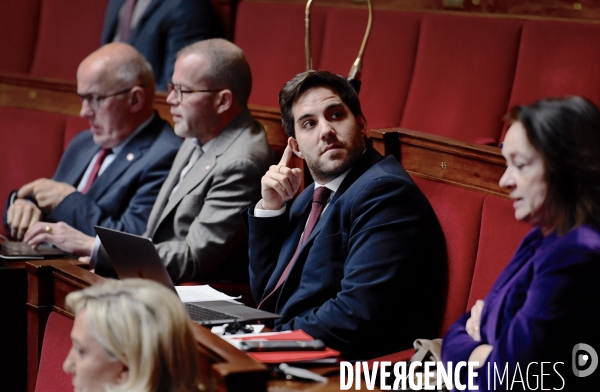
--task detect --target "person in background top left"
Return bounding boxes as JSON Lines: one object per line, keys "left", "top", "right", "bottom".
{"left": 3, "top": 43, "right": 182, "bottom": 243}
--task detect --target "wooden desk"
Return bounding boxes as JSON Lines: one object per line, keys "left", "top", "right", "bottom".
{"left": 25, "top": 261, "right": 355, "bottom": 392}
{"left": 0, "top": 254, "right": 81, "bottom": 392}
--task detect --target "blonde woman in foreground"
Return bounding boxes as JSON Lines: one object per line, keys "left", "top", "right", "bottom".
{"left": 63, "top": 278, "right": 201, "bottom": 392}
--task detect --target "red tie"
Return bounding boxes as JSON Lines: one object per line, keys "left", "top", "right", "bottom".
{"left": 81, "top": 148, "right": 112, "bottom": 194}
{"left": 118, "top": 0, "right": 138, "bottom": 42}
{"left": 258, "top": 186, "right": 332, "bottom": 310}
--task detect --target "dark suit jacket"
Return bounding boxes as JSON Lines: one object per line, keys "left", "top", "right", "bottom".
{"left": 442, "top": 226, "right": 600, "bottom": 391}
{"left": 246, "top": 146, "right": 446, "bottom": 359}
{"left": 3, "top": 114, "right": 181, "bottom": 237}
{"left": 101, "top": 0, "right": 221, "bottom": 89}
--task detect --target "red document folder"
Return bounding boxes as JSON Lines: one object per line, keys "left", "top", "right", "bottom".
{"left": 235, "top": 330, "right": 340, "bottom": 364}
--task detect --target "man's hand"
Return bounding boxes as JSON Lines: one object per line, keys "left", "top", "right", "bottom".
{"left": 260, "top": 141, "right": 302, "bottom": 210}
{"left": 18, "top": 178, "right": 76, "bottom": 211}
{"left": 24, "top": 222, "right": 95, "bottom": 257}
{"left": 6, "top": 199, "right": 43, "bottom": 240}
{"left": 466, "top": 299, "right": 485, "bottom": 341}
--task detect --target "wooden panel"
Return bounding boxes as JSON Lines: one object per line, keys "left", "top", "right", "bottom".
{"left": 370, "top": 128, "right": 508, "bottom": 197}
{"left": 0, "top": 74, "right": 289, "bottom": 156}
{"left": 244, "top": 0, "right": 600, "bottom": 22}
{"left": 0, "top": 74, "right": 306, "bottom": 190}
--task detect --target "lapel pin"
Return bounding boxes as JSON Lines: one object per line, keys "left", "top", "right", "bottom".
{"left": 205, "top": 165, "right": 211, "bottom": 171}
{"left": 126, "top": 153, "right": 135, "bottom": 162}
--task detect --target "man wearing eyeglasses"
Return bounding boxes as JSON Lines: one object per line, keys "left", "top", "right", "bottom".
{"left": 3, "top": 43, "right": 181, "bottom": 241}
{"left": 27, "top": 39, "right": 277, "bottom": 285}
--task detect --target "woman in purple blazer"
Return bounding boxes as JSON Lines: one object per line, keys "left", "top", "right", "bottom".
{"left": 442, "top": 96, "right": 600, "bottom": 391}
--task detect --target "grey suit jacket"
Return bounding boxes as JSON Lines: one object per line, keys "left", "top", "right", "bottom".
{"left": 97, "top": 110, "right": 276, "bottom": 283}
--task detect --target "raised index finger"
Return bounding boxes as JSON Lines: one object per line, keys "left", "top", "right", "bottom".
{"left": 278, "top": 142, "right": 295, "bottom": 168}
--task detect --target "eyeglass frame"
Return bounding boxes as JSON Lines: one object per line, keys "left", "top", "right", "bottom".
{"left": 77, "top": 84, "right": 146, "bottom": 110}
{"left": 167, "top": 82, "right": 224, "bottom": 103}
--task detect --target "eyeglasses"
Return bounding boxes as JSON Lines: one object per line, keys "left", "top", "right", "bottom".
{"left": 77, "top": 85, "right": 144, "bottom": 110}
{"left": 167, "top": 82, "right": 223, "bottom": 103}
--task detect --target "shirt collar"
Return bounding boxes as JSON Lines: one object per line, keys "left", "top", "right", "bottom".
{"left": 194, "top": 136, "right": 215, "bottom": 153}
{"left": 111, "top": 113, "right": 154, "bottom": 156}
{"left": 313, "top": 169, "right": 351, "bottom": 194}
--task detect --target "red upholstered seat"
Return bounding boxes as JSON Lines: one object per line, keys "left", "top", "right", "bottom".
{"left": 499, "top": 20, "right": 600, "bottom": 143}
{"left": 317, "top": 8, "right": 422, "bottom": 129}
{"left": 0, "top": 0, "right": 41, "bottom": 74}
{"left": 29, "top": 0, "right": 107, "bottom": 80}
{"left": 400, "top": 14, "right": 522, "bottom": 145}
{"left": 412, "top": 177, "right": 486, "bottom": 335}
{"left": 0, "top": 107, "right": 66, "bottom": 237}
{"left": 35, "top": 312, "right": 74, "bottom": 392}
{"left": 467, "top": 195, "right": 531, "bottom": 308}
{"left": 235, "top": 1, "right": 327, "bottom": 108}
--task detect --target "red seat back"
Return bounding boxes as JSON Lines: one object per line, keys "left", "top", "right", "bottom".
{"left": 0, "top": 0, "right": 41, "bottom": 74}
{"left": 467, "top": 195, "right": 531, "bottom": 307}
{"left": 0, "top": 107, "right": 66, "bottom": 236}
{"left": 500, "top": 20, "right": 600, "bottom": 143}
{"left": 29, "top": 0, "right": 107, "bottom": 80}
{"left": 401, "top": 14, "right": 522, "bottom": 145}
{"left": 412, "top": 177, "right": 486, "bottom": 335}
{"left": 35, "top": 312, "right": 74, "bottom": 392}
{"left": 64, "top": 115, "right": 89, "bottom": 151}
{"left": 318, "top": 8, "right": 422, "bottom": 129}
{"left": 235, "top": 1, "right": 327, "bottom": 108}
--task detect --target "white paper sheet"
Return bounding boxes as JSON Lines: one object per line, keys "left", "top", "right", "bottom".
{"left": 175, "top": 285, "right": 241, "bottom": 303}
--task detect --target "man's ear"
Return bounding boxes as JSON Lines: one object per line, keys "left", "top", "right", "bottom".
{"left": 288, "top": 137, "right": 304, "bottom": 159}
{"left": 128, "top": 87, "right": 145, "bottom": 113}
{"left": 356, "top": 114, "right": 367, "bottom": 137}
{"left": 215, "top": 89, "right": 233, "bottom": 114}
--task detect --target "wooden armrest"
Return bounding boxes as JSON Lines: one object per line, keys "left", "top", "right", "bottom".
{"left": 370, "top": 128, "right": 507, "bottom": 197}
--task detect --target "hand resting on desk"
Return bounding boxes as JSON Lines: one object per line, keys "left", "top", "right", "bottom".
{"left": 25, "top": 221, "right": 95, "bottom": 257}
{"left": 6, "top": 199, "right": 42, "bottom": 240}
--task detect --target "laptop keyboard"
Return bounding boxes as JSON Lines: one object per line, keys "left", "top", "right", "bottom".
{"left": 184, "top": 303, "right": 241, "bottom": 324}
{"left": 2, "top": 242, "right": 34, "bottom": 255}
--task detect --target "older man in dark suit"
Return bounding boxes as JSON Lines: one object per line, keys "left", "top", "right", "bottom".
{"left": 5, "top": 43, "right": 181, "bottom": 243}
{"left": 246, "top": 71, "right": 447, "bottom": 359}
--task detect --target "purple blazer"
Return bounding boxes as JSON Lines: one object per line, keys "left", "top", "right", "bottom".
{"left": 442, "top": 225, "right": 600, "bottom": 391}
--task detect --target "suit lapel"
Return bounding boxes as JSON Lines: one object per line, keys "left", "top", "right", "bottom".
{"left": 63, "top": 139, "right": 99, "bottom": 187}
{"left": 264, "top": 187, "right": 313, "bottom": 293}
{"left": 293, "top": 147, "right": 381, "bottom": 255}
{"left": 129, "top": 0, "right": 162, "bottom": 42}
{"left": 85, "top": 123, "right": 158, "bottom": 200}
{"left": 146, "top": 139, "right": 194, "bottom": 236}
{"left": 157, "top": 145, "right": 213, "bottom": 224}
{"left": 102, "top": 0, "right": 125, "bottom": 43}
{"left": 152, "top": 113, "right": 251, "bottom": 233}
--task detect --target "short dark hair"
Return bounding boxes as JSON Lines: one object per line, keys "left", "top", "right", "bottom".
{"left": 279, "top": 71, "right": 362, "bottom": 137}
{"left": 508, "top": 96, "right": 600, "bottom": 233}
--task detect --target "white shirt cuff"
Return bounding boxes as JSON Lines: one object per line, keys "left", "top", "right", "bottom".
{"left": 254, "top": 199, "right": 286, "bottom": 217}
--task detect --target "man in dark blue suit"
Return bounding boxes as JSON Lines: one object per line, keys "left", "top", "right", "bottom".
{"left": 4, "top": 43, "right": 181, "bottom": 245}
{"left": 101, "top": 0, "right": 221, "bottom": 90}
{"left": 246, "top": 71, "right": 446, "bottom": 359}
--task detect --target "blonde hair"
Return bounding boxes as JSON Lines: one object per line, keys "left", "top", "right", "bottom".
{"left": 66, "top": 279, "right": 200, "bottom": 392}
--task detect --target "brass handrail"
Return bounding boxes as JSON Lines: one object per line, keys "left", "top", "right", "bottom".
{"left": 305, "top": 0, "right": 374, "bottom": 90}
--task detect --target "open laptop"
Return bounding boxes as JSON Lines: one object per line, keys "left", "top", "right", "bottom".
{"left": 94, "top": 226, "right": 280, "bottom": 326}
{"left": 0, "top": 241, "right": 67, "bottom": 260}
